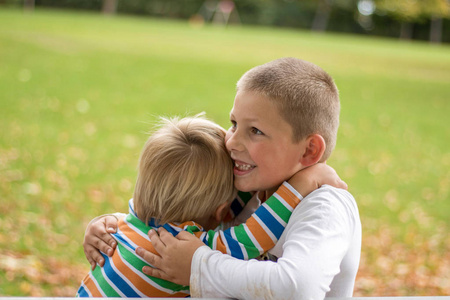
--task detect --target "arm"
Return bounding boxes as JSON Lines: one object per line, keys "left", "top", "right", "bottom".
{"left": 193, "top": 163, "right": 347, "bottom": 259}
{"left": 190, "top": 188, "right": 359, "bottom": 299}
{"left": 193, "top": 182, "right": 302, "bottom": 259}
{"left": 137, "top": 164, "right": 348, "bottom": 286}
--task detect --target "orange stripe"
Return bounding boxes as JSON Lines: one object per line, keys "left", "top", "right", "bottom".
{"left": 246, "top": 216, "right": 275, "bottom": 250}
{"left": 276, "top": 184, "right": 301, "bottom": 209}
{"left": 119, "top": 219, "right": 154, "bottom": 250}
{"left": 215, "top": 237, "right": 228, "bottom": 254}
{"left": 83, "top": 274, "right": 103, "bottom": 297}
{"left": 174, "top": 220, "right": 197, "bottom": 229}
{"left": 111, "top": 248, "right": 188, "bottom": 297}
{"left": 193, "top": 231, "right": 229, "bottom": 254}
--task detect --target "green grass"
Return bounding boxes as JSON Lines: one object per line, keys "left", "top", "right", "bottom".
{"left": 0, "top": 7, "right": 449, "bottom": 296}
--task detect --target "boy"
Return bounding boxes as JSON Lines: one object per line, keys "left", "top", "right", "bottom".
{"left": 78, "top": 115, "right": 346, "bottom": 297}
{"left": 134, "top": 57, "right": 362, "bottom": 299}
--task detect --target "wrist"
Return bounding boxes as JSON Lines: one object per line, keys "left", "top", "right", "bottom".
{"left": 282, "top": 181, "right": 304, "bottom": 200}
{"left": 287, "top": 174, "right": 315, "bottom": 197}
{"left": 190, "top": 246, "right": 213, "bottom": 297}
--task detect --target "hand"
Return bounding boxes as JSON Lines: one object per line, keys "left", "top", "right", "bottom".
{"left": 136, "top": 227, "right": 205, "bottom": 286}
{"left": 83, "top": 215, "right": 118, "bottom": 270}
{"left": 289, "top": 163, "right": 347, "bottom": 197}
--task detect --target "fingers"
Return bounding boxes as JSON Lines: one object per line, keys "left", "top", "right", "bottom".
{"left": 83, "top": 245, "right": 100, "bottom": 270}
{"left": 156, "top": 227, "right": 182, "bottom": 246}
{"left": 175, "top": 230, "right": 200, "bottom": 242}
{"left": 136, "top": 246, "right": 161, "bottom": 269}
{"left": 138, "top": 228, "right": 200, "bottom": 286}
{"left": 135, "top": 246, "right": 171, "bottom": 281}
{"left": 97, "top": 220, "right": 117, "bottom": 251}
{"left": 105, "top": 215, "right": 118, "bottom": 234}
{"left": 83, "top": 216, "right": 118, "bottom": 269}
{"left": 142, "top": 265, "right": 171, "bottom": 282}
{"left": 335, "top": 179, "right": 348, "bottom": 190}
{"left": 83, "top": 239, "right": 106, "bottom": 268}
{"left": 92, "top": 231, "right": 116, "bottom": 256}
{"left": 148, "top": 228, "right": 167, "bottom": 254}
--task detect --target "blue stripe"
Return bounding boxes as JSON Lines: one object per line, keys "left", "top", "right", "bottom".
{"left": 255, "top": 205, "right": 284, "bottom": 238}
{"left": 223, "top": 230, "right": 244, "bottom": 259}
{"left": 162, "top": 223, "right": 180, "bottom": 236}
{"left": 76, "top": 285, "right": 89, "bottom": 297}
{"left": 128, "top": 199, "right": 136, "bottom": 216}
{"left": 101, "top": 253, "right": 140, "bottom": 297}
{"left": 113, "top": 232, "right": 135, "bottom": 250}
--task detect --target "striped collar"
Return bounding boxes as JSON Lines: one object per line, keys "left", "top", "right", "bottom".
{"left": 127, "top": 199, "right": 204, "bottom": 235}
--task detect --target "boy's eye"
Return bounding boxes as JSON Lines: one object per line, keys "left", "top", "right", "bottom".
{"left": 229, "top": 120, "right": 237, "bottom": 131}
{"left": 251, "top": 127, "right": 263, "bottom": 135}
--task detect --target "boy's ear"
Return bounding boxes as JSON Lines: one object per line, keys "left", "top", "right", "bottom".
{"left": 299, "top": 134, "right": 326, "bottom": 167}
{"left": 213, "top": 201, "right": 231, "bottom": 223}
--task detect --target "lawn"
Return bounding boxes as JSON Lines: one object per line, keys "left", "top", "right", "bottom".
{"left": 0, "top": 7, "right": 449, "bottom": 296}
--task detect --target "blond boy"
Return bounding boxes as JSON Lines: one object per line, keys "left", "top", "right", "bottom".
{"left": 78, "top": 114, "right": 345, "bottom": 297}
{"left": 136, "top": 58, "right": 362, "bottom": 299}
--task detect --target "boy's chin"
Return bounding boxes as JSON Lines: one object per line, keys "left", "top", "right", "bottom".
{"left": 233, "top": 181, "right": 254, "bottom": 193}
{"left": 234, "top": 179, "right": 284, "bottom": 195}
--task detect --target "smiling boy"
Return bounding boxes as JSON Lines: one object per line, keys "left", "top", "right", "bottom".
{"left": 138, "top": 57, "right": 362, "bottom": 299}
{"left": 228, "top": 89, "right": 314, "bottom": 195}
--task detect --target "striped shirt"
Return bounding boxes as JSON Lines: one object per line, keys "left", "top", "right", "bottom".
{"left": 77, "top": 182, "right": 302, "bottom": 297}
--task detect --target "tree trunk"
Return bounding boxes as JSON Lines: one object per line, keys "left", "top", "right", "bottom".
{"left": 311, "top": 0, "right": 332, "bottom": 32}
{"left": 430, "top": 16, "right": 443, "bottom": 44}
{"left": 24, "top": 0, "right": 35, "bottom": 11}
{"left": 399, "top": 22, "right": 413, "bottom": 40}
{"left": 102, "top": 0, "right": 117, "bottom": 15}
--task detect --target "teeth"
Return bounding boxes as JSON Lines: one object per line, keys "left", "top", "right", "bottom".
{"left": 235, "top": 162, "right": 254, "bottom": 171}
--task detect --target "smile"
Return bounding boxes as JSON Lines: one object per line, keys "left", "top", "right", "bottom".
{"left": 235, "top": 162, "right": 255, "bottom": 171}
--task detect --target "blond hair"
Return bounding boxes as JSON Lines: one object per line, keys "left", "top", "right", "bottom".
{"left": 237, "top": 57, "right": 340, "bottom": 160}
{"left": 133, "top": 115, "right": 235, "bottom": 224}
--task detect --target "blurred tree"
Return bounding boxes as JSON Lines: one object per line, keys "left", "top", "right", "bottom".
{"left": 311, "top": 0, "right": 333, "bottom": 31}
{"left": 24, "top": 0, "right": 35, "bottom": 11}
{"left": 4, "top": 0, "right": 448, "bottom": 43}
{"left": 309, "top": 0, "right": 358, "bottom": 32}
{"left": 424, "top": 0, "right": 450, "bottom": 43}
{"left": 375, "top": 0, "right": 450, "bottom": 42}
{"left": 102, "top": 0, "right": 117, "bottom": 15}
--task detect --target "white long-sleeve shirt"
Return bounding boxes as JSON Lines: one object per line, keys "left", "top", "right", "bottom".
{"left": 190, "top": 183, "right": 361, "bottom": 300}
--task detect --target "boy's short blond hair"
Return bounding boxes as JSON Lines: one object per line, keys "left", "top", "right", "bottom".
{"left": 237, "top": 57, "right": 340, "bottom": 160}
{"left": 133, "top": 115, "right": 235, "bottom": 225}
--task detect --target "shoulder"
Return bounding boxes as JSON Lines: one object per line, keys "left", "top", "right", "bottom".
{"left": 302, "top": 185, "right": 357, "bottom": 211}
{"left": 293, "top": 185, "right": 360, "bottom": 230}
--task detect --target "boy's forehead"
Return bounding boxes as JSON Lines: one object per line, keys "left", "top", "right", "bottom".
{"left": 231, "top": 90, "right": 276, "bottom": 114}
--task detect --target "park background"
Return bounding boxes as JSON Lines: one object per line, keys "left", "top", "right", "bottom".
{"left": 0, "top": 0, "right": 449, "bottom": 297}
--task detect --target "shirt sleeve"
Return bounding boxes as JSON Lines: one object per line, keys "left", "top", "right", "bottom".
{"left": 190, "top": 186, "right": 360, "bottom": 299}
{"left": 193, "top": 182, "right": 303, "bottom": 260}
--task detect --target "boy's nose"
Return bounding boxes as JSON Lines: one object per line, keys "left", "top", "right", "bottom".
{"left": 225, "top": 130, "right": 244, "bottom": 153}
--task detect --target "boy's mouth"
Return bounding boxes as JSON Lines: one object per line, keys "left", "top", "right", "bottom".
{"left": 234, "top": 161, "right": 255, "bottom": 172}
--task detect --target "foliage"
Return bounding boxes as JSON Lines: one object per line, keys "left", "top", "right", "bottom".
{"left": 2, "top": 0, "right": 450, "bottom": 42}
{"left": 0, "top": 8, "right": 449, "bottom": 296}
{"left": 375, "top": 0, "right": 450, "bottom": 22}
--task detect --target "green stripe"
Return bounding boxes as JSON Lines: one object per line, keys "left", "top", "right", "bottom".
{"left": 125, "top": 214, "right": 153, "bottom": 235}
{"left": 264, "top": 194, "right": 293, "bottom": 223}
{"left": 117, "top": 243, "right": 189, "bottom": 292}
{"left": 92, "top": 265, "right": 121, "bottom": 297}
{"left": 206, "top": 230, "right": 217, "bottom": 248}
{"left": 206, "top": 225, "right": 260, "bottom": 259}
{"left": 232, "top": 225, "right": 260, "bottom": 258}
{"left": 185, "top": 225, "right": 201, "bottom": 234}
